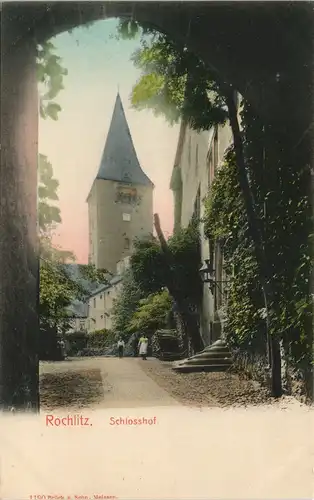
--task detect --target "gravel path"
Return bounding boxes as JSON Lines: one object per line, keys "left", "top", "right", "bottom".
{"left": 139, "top": 358, "right": 278, "bottom": 407}
{"left": 40, "top": 356, "right": 311, "bottom": 411}
{"left": 40, "top": 356, "right": 179, "bottom": 411}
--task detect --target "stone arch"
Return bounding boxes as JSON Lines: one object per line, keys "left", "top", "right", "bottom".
{"left": 0, "top": 2, "right": 313, "bottom": 409}
{"left": 7, "top": 2, "right": 313, "bottom": 128}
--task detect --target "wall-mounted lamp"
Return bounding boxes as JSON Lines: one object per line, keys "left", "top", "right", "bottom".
{"left": 199, "top": 259, "right": 230, "bottom": 294}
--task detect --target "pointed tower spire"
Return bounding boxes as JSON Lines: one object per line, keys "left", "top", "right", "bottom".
{"left": 95, "top": 93, "right": 153, "bottom": 186}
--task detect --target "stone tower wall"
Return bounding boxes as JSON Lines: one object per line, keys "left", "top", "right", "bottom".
{"left": 88, "top": 180, "right": 153, "bottom": 273}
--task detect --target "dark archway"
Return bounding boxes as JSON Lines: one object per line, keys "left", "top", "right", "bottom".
{"left": 1, "top": 1, "right": 313, "bottom": 409}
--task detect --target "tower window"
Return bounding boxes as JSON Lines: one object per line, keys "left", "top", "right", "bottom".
{"left": 124, "top": 238, "right": 130, "bottom": 250}
{"left": 195, "top": 144, "right": 199, "bottom": 172}
{"left": 93, "top": 298, "right": 96, "bottom": 308}
{"left": 123, "top": 213, "right": 131, "bottom": 221}
{"left": 188, "top": 136, "right": 192, "bottom": 166}
{"left": 213, "top": 127, "right": 219, "bottom": 170}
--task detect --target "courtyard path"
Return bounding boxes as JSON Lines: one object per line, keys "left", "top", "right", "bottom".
{"left": 40, "top": 356, "right": 180, "bottom": 410}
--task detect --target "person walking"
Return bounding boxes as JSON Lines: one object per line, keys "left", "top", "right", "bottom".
{"left": 58, "top": 339, "right": 66, "bottom": 360}
{"left": 132, "top": 335, "right": 138, "bottom": 357}
{"left": 138, "top": 335, "right": 149, "bottom": 360}
{"left": 117, "top": 338, "right": 125, "bottom": 358}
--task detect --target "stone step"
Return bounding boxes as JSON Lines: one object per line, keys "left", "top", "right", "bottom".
{"left": 171, "top": 338, "right": 233, "bottom": 373}
{"left": 173, "top": 363, "right": 231, "bottom": 373}
{"left": 183, "top": 357, "right": 232, "bottom": 366}
{"left": 203, "top": 345, "right": 230, "bottom": 353}
{"left": 188, "top": 351, "right": 232, "bottom": 361}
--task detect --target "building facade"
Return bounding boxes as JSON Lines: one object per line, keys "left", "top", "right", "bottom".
{"left": 170, "top": 120, "right": 233, "bottom": 346}
{"left": 85, "top": 257, "right": 130, "bottom": 333}
{"left": 86, "top": 276, "right": 123, "bottom": 333}
{"left": 87, "top": 93, "right": 154, "bottom": 273}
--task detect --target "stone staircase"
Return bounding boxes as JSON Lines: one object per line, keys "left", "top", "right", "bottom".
{"left": 172, "top": 339, "right": 233, "bottom": 373}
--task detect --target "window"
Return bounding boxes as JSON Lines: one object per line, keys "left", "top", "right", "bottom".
{"left": 195, "top": 144, "right": 199, "bottom": 172}
{"left": 123, "top": 213, "right": 131, "bottom": 222}
{"left": 213, "top": 128, "right": 219, "bottom": 171}
{"left": 124, "top": 237, "right": 130, "bottom": 250}
{"left": 107, "top": 291, "right": 110, "bottom": 295}
{"left": 93, "top": 298, "right": 96, "bottom": 308}
{"left": 101, "top": 315, "right": 103, "bottom": 319}
{"left": 193, "top": 187, "right": 201, "bottom": 220}
{"left": 100, "top": 294, "right": 102, "bottom": 299}
{"left": 207, "top": 151, "right": 214, "bottom": 185}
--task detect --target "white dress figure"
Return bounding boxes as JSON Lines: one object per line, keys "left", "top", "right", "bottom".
{"left": 138, "top": 336, "right": 148, "bottom": 360}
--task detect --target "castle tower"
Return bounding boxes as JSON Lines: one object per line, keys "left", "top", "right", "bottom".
{"left": 87, "top": 93, "right": 154, "bottom": 273}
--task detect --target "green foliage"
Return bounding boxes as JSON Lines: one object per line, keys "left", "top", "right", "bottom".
{"left": 65, "top": 331, "right": 87, "bottom": 355}
{"left": 131, "top": 223, "right": 202, "bottom": 305}
{"left": 66, "top": 329, "right": 116, "bottom": 356}
{"left": 111, "top": 269, "right": 146, "bottom": 337}
{"left": 116, "top": 20, "right": 227, "bottom": 130}
{"left": 169, "top": 222, "right": 203, "bottom": 304}
{"left": 86, "top": 329, "right": 115, "bottom": 350}
{"left": 203, "top": 108, "right": 312, "bottom": 369}
{"left": 204, "top": 147, "right": 265, "bottom": 348}
{"left": 128, "top": 290, "right": 172, "bottom": 335}
{"left": 78, "top": 264, "right": 112, "bottom": 284}
{"left": 37, "top": 40, "right": 102, "bottom": 330}
{"left": 40, "top": 261, "right": 81, "bottom": 330}
{"left": 130, "top": 238, "right": 167, "bottom": 294}
{"left": 38, "top": 154, "right": 62, "bottom": 233}
{"left": 37, "top": 41, "right": 68, "bottom": 120}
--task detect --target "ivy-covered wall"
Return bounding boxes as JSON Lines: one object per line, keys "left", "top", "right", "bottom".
{"left": 203, "top": 101, "right": 313, "bottom": 397}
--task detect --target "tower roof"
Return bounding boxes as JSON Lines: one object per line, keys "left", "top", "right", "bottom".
{"left": 95, "top": 93, "right": 153, "bottom": 186}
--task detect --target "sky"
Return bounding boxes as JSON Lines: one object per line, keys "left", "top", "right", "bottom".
{"left": 39, "top": 19, "right": 179, "bottom": 264}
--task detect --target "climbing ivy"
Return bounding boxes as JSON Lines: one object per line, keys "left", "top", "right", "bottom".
{"left": 204, "top": 147, "right": 266, "bottom": 350}
{"left": 131, "top": 223, "right": 202, "bottom": 307}
{"left": 204, "top": 102, "right": 313, "bottom": 373}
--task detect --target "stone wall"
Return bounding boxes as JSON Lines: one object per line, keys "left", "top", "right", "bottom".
{"left": 175, "top": 121, "right": 233, "bottom": 347}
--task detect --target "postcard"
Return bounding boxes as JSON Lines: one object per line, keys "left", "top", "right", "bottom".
{"left": 0, "top": 2, "right": 313, "bottom": 499}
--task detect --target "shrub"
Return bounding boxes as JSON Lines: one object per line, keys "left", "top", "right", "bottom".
{"left": 86, "top": 329, "right": 116, "bottom": 350}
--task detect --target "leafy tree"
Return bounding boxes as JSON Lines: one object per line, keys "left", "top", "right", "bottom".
{"left": 130, "top": 220, "right": 203, "bottom": 352}
{"left": 128, "top": 290, "right": 172, "bottom": 336}
{"left": 37, "top": 43, "right": 109, "bottom": 331}
{"left": 111, "top": 268, "right": 146, "bottom": 339}
{"left": 38, "top": 154, "right": 62, "bottom": 234}
{"left": 131, "top": 224, "right": 202, "bottom": 305}
{"left": 117, "top": 21, "right": 227, "bottom": 130}
{"left": 117, "top": 19, "right": 286, "bottom": 396}
{"left": 40, "top": 260, "right": 81, "bottom": 331}
{"left": 37, "top": 40, "right": 68, "bottom": 121}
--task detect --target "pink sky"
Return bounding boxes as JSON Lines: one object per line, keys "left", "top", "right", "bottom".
{"left": 39, "top": 20, "right": 179, "bottom": 263}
